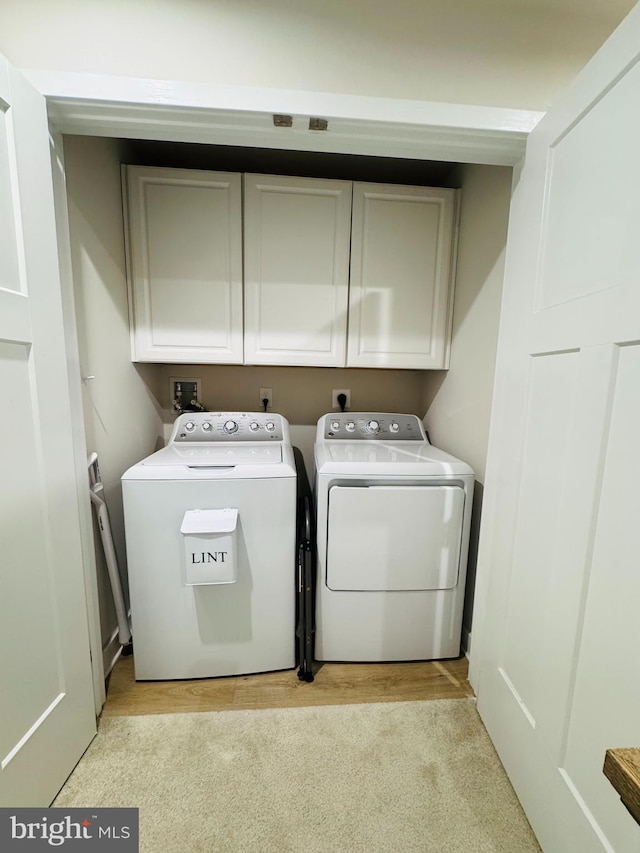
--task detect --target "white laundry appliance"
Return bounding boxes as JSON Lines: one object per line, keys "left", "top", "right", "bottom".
{"left": 314, "top": 412, "right": 474, "bottom": 662}
{"left": 122, "top": 412, "right": 297, "bottom": 680}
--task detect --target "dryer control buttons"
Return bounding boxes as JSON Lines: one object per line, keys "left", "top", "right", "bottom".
{"left": 322, "top": 412, "right": 425, "bottom": 441}
{"left": 249, "top": 421, "right": 260, "bottom": 432}
{"left": 185, "top": 421, "right": 196, "bottom": 432}
{"left": 202, "top": 422, "right": 213, "bottom": 432}
{"left": 265, "top": 421, "right": 276, "bottom": 432}
{"left": 223, "top": 420, "right": 239, "bottom": 434}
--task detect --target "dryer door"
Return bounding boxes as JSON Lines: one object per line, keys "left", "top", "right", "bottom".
{"left": 326, "top": 484, "right": 465, "bottom": 591}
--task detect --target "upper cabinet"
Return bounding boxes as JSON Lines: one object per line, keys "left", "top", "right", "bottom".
{"left": 123, "top": 166, "right": 458, "bottom": 369}
{"left": 348, "top": 183, "right": 457, "bottom": 370}
{"left": 243, "top": 174, "right": 352, "bottom": 367}
{"left": 124, "top": 166, "right": 243, "bottom": 363}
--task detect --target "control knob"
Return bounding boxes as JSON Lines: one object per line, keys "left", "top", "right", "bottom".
{"left": 185, "top": 421, "right": 196, "bottom": 432}
{"left": 345, "top": 421, "right": 356, "bottom": 432}
{"left": 223, "top": 420, "right": 239, "bottom": 434}
{"left": 330, "top": 421, "right": 341, "bottom": 431}
{"left": 265, "top": 421, "right": 276, "bottom": 432}
{"left": 366, "top": 419, "right": 380, "bottom": 435}
{"left": 202, "top": 422, "right": 213, "bottom": 432}
{"left": 389, "top": 422, "right": 400, "bottom": 433}
{"left": 249, "top": 421, "right": 260, "bottom": 432}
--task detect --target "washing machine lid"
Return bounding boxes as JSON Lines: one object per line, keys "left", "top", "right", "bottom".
{"left": 143, "top": 444, "right": 283, "bottom": 465}
{"left": 122, "top": 443, "right": 297, "bottom": 480}
{"left": 314, "top": 441, "right": 474, "bottom": 477}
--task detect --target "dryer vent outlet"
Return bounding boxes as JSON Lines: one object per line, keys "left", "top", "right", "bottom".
{"left": 332, "top": 389, "right": 351, "bottom": 411}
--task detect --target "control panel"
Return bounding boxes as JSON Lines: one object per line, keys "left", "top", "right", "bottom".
{"left": 170, "top": 412, "right": 286, "bottom": 443}
{"left": 321, "top": 413, "right": 426, "bottom": 441}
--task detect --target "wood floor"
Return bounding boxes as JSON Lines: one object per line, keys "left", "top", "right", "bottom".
{"left": 103, "top": 655, "right": 474, "bottom": 716}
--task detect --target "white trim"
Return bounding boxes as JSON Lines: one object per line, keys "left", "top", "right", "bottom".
{"left": 24, "top": 70, "right": 543, "bottom": 166}
{"left": 49, "top": 127, "right": 105, "bottom": 715}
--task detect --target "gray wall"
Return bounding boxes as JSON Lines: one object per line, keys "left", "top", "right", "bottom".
{"left": 423, "top": 164, "right": 514, "bottom": 652}
{"left": 64, "top": 135, "right": 164, "bottom": 672}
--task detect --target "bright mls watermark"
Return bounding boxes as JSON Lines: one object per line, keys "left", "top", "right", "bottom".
{"left": 0, "top": 809, "right": 138, "bottom": 850}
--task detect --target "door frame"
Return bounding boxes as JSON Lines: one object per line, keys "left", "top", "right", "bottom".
{"left": 48, "top": 127, "right": 106, "bottom": 713}
{"left": 28, "top": 69, "right": 540, "bottom": 163}
{"left": 32, "top": 68, "right": 540, "bottom": 709}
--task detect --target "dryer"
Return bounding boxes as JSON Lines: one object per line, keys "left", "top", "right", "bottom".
{"left": 122, "top": 411, "right": 296, "bottom": 680}
{"left": 314, "top": 412, "right": 474, "bottom": 662}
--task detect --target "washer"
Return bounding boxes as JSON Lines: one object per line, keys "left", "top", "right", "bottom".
{"left": 122, "top": 411, "right": 296, "bottom": 680}
{"left": 314, "top": 412, "right": 474, "bottom": 662}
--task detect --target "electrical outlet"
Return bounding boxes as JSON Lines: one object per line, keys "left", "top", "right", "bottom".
{"left": 259, "top": 388, "right": 272, "bottom": 411}
{"left": 332, "top": 389, "right": 351, "bottom": 411}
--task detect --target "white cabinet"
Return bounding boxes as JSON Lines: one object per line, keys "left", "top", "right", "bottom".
{"left": 124, "top": 167, "right": 458, "bottom": 369}
{"left": 243, "top": 174, "right": 352, "bottom": 367}
{"left": 124, "top": 166, "right": 243, "bottom": 363}
{"left": 348, "top": 183, "right": 457, "bottom": 369}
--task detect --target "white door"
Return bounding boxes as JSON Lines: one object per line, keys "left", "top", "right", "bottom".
{"left": 0, "top": 55, "right": 96, "bottom": 806}
{"left": 471, "top": 7, "right": 640, "bottom": 852}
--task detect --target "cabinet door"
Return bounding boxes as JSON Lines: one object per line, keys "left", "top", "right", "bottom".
{"left": 124, "top": 166, "right": 243, "bottom": 363}
{"left": 244, "top": 174, "right": 352, "bottom": 366}
{"left": 348, "top": 183, "right": 457, "bottom": 369}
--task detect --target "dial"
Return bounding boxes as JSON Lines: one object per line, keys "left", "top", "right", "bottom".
{"left": 223, "top": 420, "right": 239, "bottom": 434}
{"left": 265, "top": 421, "right": 275, "bottom": 432}
{"left": 249, "top": 421, "right": 260, "bottom": 432}
{"left": 330, "top": 421, "right": 341, "bottom": 431}
{"left": 366, "top": 419, "right": 380, "bottom": 434}
{"left": 389, "top": 422, "right": 400, "bottom": 433}
{"left": 185, "top": 421, "right": 196, "bottom": 432}
{"left": 345, "top": 421, "right": 356, "bottom": 432}
{"left": 202, "top": 421, "right": 213, "bottom": 432}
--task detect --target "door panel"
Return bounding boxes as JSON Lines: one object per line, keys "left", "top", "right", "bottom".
{"left": 347, "top": 183, "right": 456, "bottom": 369}
{"left": 500, "top": 350, "right": 579, "bottom": 722}
{"left": 125, "top": 166, "right": 243, "bottom": 363}
{"left": 0, "top": 344, "right": 60, "bottom": 756}
{"left": 0, "top": 104, "right": 21, "bottom": 292}
{"left": 327, "top": 485, "right": 464, "bottom": 591}
{"left": 563, "top": 344, "right": 640, "bottom": 852}
{"left": 472, "top": 7, "right": 640, "bottom": 851}
{"left": 244, "top": 174, "right": 351, "bottom": 366}
{"left": 0, "top": 54, "right": 96, "bottom": 807}
{"left": 538, "top": 62, "right": 640, "bottom": 310}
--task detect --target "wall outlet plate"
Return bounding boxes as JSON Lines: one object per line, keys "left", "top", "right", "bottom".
{"left": 259, "top": 387, "right": 272, "bottom": 410}
{"left": 332, "top": 389, "right": 351, "bottom": 410}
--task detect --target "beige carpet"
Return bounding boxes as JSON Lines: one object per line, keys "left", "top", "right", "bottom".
{"left": 54, "top": 698, "right": 540, "bottom": 852}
